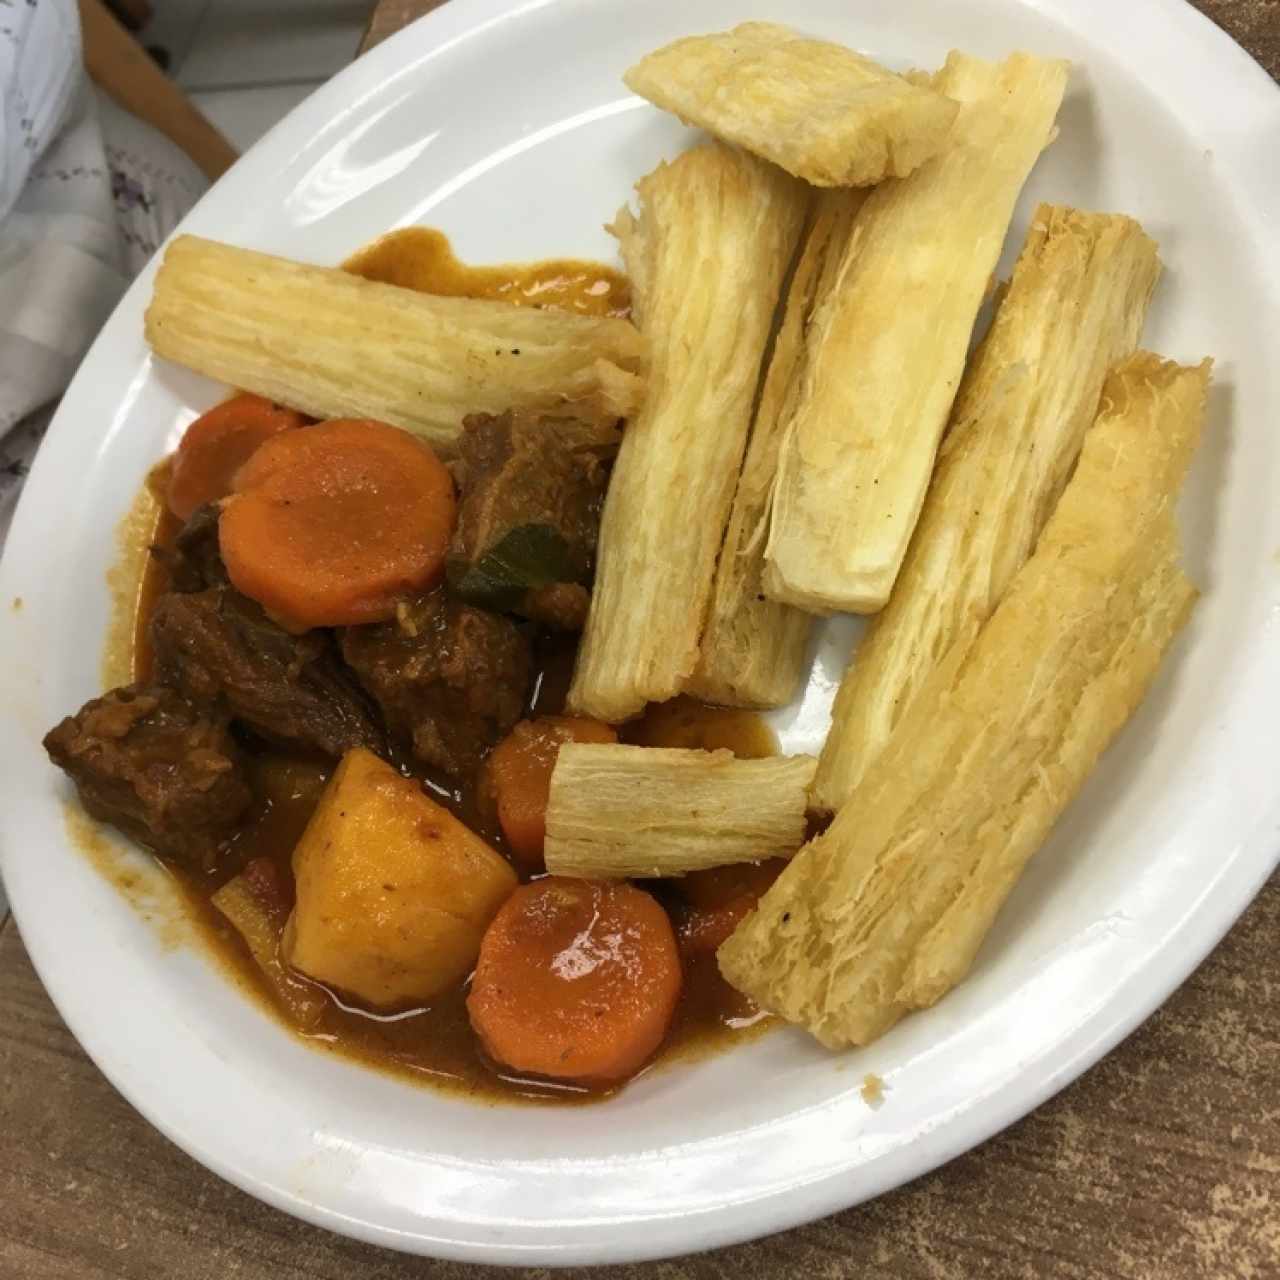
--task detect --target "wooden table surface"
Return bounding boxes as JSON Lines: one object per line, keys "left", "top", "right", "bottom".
{"left": 3, "top": 3, "right": 1277, "bottom": 1277}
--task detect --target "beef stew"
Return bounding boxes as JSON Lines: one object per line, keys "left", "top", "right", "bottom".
{"left": 45, "top": 234, "right": 780, "bottom": 1104}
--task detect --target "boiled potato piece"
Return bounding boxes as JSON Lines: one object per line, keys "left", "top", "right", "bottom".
{"left": 284, "top": 747, "right": 516, "bottom": 1008}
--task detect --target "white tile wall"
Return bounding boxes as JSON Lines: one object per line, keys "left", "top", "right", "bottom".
{"left": 140, "top": 0, "right": 369, "bottom": 155}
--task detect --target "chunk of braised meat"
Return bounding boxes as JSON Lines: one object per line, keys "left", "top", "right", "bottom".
{"left": 341, "top": 590, "right": 530, "bottom": 778}
{"left": 446, "top": 411, "right": 608, "bottom": 630}
{"left": 43, "top": 684, "right": 252, "bottom": 871}
{"left": 150, "top": 586, "right": 385, "bottom": 759}
{"left": 162, "top": 503, "right": 228, "bottom": 593}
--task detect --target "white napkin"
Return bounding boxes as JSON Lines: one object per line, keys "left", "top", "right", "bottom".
{"left": 0, "top": 0, "right": 209, "bottom": 546}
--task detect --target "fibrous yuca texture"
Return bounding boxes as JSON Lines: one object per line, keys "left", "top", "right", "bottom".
{"left": 722, "top": 354, "right": 1210, "bottom": 1048}
{"left": 812, "top": 203, "right": 1161, "bottom": 812}
{"left": 567, "top": 142, "right": 808, "bottom": 722}
{"left": 688, "top": 189, "right": 866, "bottom": 709}
{"left": 544, "top": 744, "right": 816, "bottom": 879}
{"left": 624, "top": 22, "right": 958, "bottom": 187}
{"left": 146, "top": 236, "right": 647, "bottom": 454}
{"left": 764, "top": 52, "right": 1070, "bottom": 615}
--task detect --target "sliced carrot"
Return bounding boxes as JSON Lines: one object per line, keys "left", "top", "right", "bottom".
{"left": 483, "top": 716, "right": 617, "bottom": 869}
{"left": 167, "top": 393, "right": 304, "bottom": 521}
{"left": 467, "top": 878, "right": 682, "bottom": 1084}
{"left": 219, "top": 418, "right": 456, "bottom": 629}
{"left": 676, "top": 894, "right": 757, "bottom": 959}
{"left": 679, "top": 858, "right": 788, "bottom": 910}
{"left": 675, "top": 858, "right": 788, "bottom": 959}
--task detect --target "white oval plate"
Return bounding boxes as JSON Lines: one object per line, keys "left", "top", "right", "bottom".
{"left": 2, "top": 0, "right": 1278, "bottom": 1265}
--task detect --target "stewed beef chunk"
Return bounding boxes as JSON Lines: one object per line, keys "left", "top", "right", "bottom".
{"left": 150, "top": 586, "right": 385, "bottom": 759}
{"left": 43, "top": 684, "right": 251, "bottom": 870}
{"left": 341, "top": 590, "right": 530, "bottom": 777}
{"left": 164, "top": 503, "right": 228, "bottom": 593}
{"left": 446, "top": 411, "right": 608, "bottom": 630}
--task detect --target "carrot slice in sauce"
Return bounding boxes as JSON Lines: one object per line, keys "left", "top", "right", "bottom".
{"left": 467, "top": 878, "right": 682, "bottom": 1084}
{"left": 167, "top": 393, "right": 304, "bottom": 520}
{"left": 484, "top": 716, "right": 617, "bottom": 870}
{"left": 675, "top": 858, "right": 788, "bottom": 959}
{"left": 219, "top": 418, "right": 456, "bottom": 628}
{"left": 676, "top": 895, "right": 758, "bottom": 959}
{"left": 680, "top": 858, "right": 788, "bottom": 910}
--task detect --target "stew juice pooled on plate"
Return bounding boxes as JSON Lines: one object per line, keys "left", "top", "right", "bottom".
{"left": 44, "top": 231, "right": 780, "bottom": 1104}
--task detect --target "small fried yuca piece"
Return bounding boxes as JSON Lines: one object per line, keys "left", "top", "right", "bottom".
{"left": 811, "top": 204, "right": 1161, "bottom": 811}
{"left": 567, "top": 143, "right": 809, "bottom": 721}
{"left": 212, "top": 861, "right": 327, "bottom": 1029}
{"left": 543, "top": 743, "right": 816, "bottom": 879}
{"left": 688, "top": 190, "right": 866, "bottom": 709}
{"left": 764, "top": 52, "right": 1069, "bottom": 615}
{"left": 624, "top": 23, "right": 958, "bottom": 187}
{"left": 721, "top": 354, "right": 1210, "bottom": 1047}
{"left": 145, "top": 236, "right": 646, "bottom": 453}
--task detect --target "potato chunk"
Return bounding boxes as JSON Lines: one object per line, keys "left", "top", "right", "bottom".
{"left": 284, "top": 747, "right": 516, "bottom": 1008}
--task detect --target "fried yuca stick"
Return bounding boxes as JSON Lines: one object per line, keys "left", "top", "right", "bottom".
{"left": 811, "top": 205, "right": 1161, "bottom": 811}
{"left": 900, "top": 514, "right": 1192, "bottom": 1009}
{"left": 688, "top": 190, "right": 866, "bottom": 708}
{"left": 145, "top": 236, "right": 647, "bottom": 453}
{"left": 623, "top": 23, "right": 959, "bottom": 188}
{"left": 764, "top": 52, "right": 1069, "bottom": 615}
{"left": 544, "top": 744, "right": 816, "bottom": 879}
{"left": 567, "top": 143, "right": 809, "bottom": 721}
{"left": 721, "top": 354, "right": 1210, "bottom": 1047}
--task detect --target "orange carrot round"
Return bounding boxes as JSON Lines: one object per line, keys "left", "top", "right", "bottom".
{"left": 219, "top": 418, "right": 456, "bottom": 629}
{"left": 675, "top": 858, "right": 787, "bottom": 959}
{"left": 679, "top": 858, "right": 787, "bottom": 910}
{"left": 676, "top": 895, "right": 757, "bottom": 959}
{"left": 484, "top": 717, "right": 617, "bottom": 869}
{"left": 467, "top": 878, "right": 682, "bottom": 1084}
{"left": 167, "top": 393, "right": 304, "bottom": 521}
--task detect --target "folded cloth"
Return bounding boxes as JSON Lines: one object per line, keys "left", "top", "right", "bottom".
{"left": 0, "top": 0, "right": 209, "bottom": 546}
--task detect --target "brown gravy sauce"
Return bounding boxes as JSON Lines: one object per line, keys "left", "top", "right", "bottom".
{"left": 94, "top": 229, "right": 777, "bottom": 1105}
{"left": 343, "top": 227, "right": 631, "bottom": 319}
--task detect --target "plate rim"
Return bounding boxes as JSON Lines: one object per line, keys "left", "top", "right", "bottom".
{"left": 2, "top": 0, "right": 1279, "bottom": 1264}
